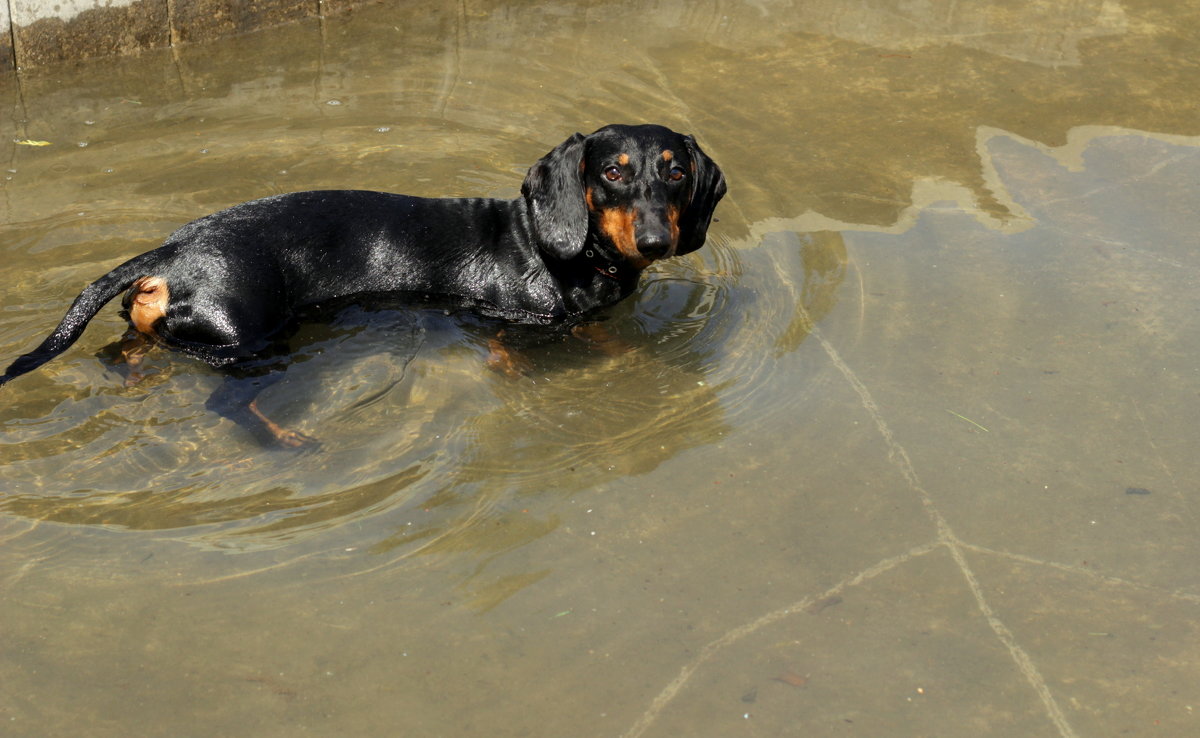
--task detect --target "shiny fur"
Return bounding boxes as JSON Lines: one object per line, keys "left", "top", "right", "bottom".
{"left": 2, "top": 124, "right": 725, "bottom": 444}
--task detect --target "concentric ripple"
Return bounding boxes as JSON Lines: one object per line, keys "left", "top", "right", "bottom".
{"left": 0, "top": 227, "right": 848, "bottom": 572}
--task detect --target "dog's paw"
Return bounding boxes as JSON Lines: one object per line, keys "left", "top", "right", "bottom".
{"left": 486, "top": 338, "right": 533, "bottom": 378}
{"left": 273, "top": 426, "right": 320, "bottom": 449}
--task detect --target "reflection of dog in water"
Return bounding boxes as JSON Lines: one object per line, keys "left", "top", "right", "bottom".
{"left": 1, "top": 124, "right": 726, "bottom": 446}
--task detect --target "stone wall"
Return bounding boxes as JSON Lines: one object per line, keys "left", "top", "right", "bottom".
{"left": 1, "top": 0, "right": 374, "bottom": 70}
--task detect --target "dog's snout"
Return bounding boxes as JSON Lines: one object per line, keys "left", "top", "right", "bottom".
{"left": 636, "top": 208, "right": 676, "bottom": 260}
{"left": 637, "top": 230, "right": 673, "bottom": 260}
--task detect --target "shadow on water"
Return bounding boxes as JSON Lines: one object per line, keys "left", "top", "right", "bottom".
{"left": 0, "top": 233, "right": 847, "bottom": 565}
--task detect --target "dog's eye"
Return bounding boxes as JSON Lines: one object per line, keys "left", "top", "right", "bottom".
{"left": 603, "top": 166, "right": 623, "bottom": 182}
{"left": 668, "top": 166, "right": 686, "bottom": 182}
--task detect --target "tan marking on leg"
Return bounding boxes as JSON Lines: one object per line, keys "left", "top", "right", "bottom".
{"left": 119, "top": 328, "right": 157, "bottom": 387}
{"left": 128, "top": 276, "right": 170, "bottom": 336}
{"left": 571, "top": 322, "right": 631, "bottom": 356}
{"left": 486, "top": 333, "right": 532, "bottom": 378}
{"left": 248, "top": 399, "right": 317, "bottom": 448}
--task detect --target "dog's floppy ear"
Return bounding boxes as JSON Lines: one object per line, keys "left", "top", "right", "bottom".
{"left": 676, "top": 136, "right": 727, "bottom": 255}
{"left": 522, "top": 132, "right": 588, "bottom": 260}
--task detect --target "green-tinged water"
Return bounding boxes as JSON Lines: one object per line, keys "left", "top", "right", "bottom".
{"left": 2, "top": 1, "right": 1199, "bottom": 735}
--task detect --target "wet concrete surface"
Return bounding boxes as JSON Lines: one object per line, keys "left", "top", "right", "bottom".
{"left": 2, "top": 1, "right": 1199, "bottom": 735}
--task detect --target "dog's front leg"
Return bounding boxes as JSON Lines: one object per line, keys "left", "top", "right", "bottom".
{"left": 570, "top": 322, "right": 631, "bottom": 356}
{"left": 485, "top": 329, "right": 534, "bottom": 378}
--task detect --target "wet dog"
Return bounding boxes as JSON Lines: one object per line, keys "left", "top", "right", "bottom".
{"left": 1, "top": 124, "right": 726, "bottom": 445}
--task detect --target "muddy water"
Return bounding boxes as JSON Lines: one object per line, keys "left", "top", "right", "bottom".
{"left": 2, "top": 1, "right": 1200, "bottom": 736}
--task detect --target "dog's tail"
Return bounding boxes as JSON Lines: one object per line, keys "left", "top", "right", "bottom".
{"left": 1, "top": 250, "right": 167, "bottom": 386}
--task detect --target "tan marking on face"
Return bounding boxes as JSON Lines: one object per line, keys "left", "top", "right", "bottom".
{"left": 617, "top": 153, "right": 630, "bottom": 166}
{"left": 662, "top": 150, "right": 673, "bottom": 161}
{"left": 667, "top": 205, "right": 681, "bottom": 252}
{"left": 585, "top": 187, "right": 596, "bottom": 211}
{"left": 598, "top": 207, "right": 649, "bottom": 268}
{"left": 128, "top": 276, "right": 169, "bottom": 335}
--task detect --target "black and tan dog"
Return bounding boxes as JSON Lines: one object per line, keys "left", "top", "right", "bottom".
{"left": 1, "top": 124, "right": 725, "bottom": 445}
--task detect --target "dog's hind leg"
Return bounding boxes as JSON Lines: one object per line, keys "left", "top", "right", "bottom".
{"left": 113, "top": 329, "right": 159, "bottom": 387}
{"left": 247, "top": 394, "right": 318, "bottom": 448}
{"left": 205, "top": 368, "right": 317, "bottom": 449}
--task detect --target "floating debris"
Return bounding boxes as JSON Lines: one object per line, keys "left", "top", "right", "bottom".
{"left": 806, "top": 595, "right": 843, "bottom": 614}
{"left": 772, "top": 671, "right": 808, "bottom": 688}
{"left": 946, "top": 409, "right": 989, "bottom": 432}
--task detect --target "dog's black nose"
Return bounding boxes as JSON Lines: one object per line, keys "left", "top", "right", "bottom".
{"left": 637, "top": 232, "right": 673, "bottom": 260}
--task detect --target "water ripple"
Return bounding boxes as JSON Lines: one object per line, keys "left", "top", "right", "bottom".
{"left": 0, "top": 226, "right": 848, "bottom": 575}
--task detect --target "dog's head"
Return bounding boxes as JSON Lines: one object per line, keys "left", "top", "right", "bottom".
{"left": 522, "top": 124, "right": 726, "bottom": 267}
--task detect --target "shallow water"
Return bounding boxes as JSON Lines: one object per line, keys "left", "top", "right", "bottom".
{"left": 2, "top": 1, "right": 1200, "bottom": 735}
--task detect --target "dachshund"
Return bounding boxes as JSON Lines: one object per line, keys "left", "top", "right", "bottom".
{"left": 1, "top": 124, "right": 726, "bottom": 445}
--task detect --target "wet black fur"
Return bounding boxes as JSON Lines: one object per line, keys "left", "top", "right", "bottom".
{"left": 1, "top": 124, "right": 725, "bottom": 441}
